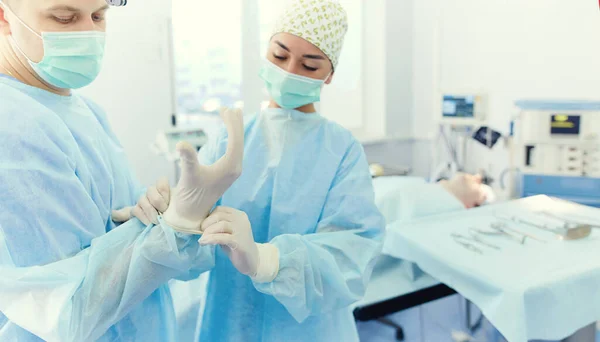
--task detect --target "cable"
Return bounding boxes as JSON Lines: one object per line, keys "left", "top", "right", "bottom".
{"left": 429, "top": 127, "right": 443, "bottom": 182}
{"left": 498, "top": 167, "right": 521, "bottom": 190}
{"left": 441, "top": 126, "right": 458, "bottom": 166}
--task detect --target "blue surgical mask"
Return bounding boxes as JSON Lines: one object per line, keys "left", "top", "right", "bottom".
{"left": 259, "top": 59, "right": 330, "bottom": 109}
{"left": 4, "top": 3, "right": 106, "bottom": 89}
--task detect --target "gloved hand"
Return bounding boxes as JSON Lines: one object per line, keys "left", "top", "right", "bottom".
{"left": 198, "top": 207, "right": 280, "bottom": 283}
{"left": 439, "top": 173, "right": 487, "bottom": 209}
{"left": 112, "top": 178, "right": 170, "bottom": 225}
{"left": 162, "top": 108, "right": 245, "bottom": 234}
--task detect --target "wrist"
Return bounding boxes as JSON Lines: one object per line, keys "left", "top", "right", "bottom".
{"left": 162, "top": 200, "right": 204, "bottom": 234}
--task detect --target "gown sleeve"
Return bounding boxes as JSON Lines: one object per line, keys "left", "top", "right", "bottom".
{"left": 0, "top": 105, "right": 215, "bottom": 342}
{"left": 253, "top": 139, "right": 386, "bottom": 322}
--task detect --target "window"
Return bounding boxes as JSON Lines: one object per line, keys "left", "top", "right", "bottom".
{"left": 172, "top": 0, "right": 242, "bottom": 117}
{"left": 172, "top": 0, "right": 364, "bottom": 134}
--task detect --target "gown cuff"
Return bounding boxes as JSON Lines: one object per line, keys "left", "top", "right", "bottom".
{"left": 251, "top": 243, "right": 280, "bottom": 283}
{"left": 160, "top": 200, "right": 205, "bottom": 235}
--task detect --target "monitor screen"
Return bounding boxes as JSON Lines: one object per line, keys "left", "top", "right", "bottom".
{"left": 443, "top": 95, "right": 475, "bottom": 118}
{"left": 550, "top": 114, "right": 580, "bottom": 135}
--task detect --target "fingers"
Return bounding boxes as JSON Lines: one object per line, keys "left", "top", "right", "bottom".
{"left": 202, "top": 221, "right": 234, "bottom": 235}
{"left": 201, "top": 209, "right": 233, "bottom": 231}
{"left": 176, "top": 141, "right": 205, "bottom": 187}
{"left": 111, "top": 207, "right": 133, "bottom": 223}
{"left": 132, "top": 204, "right": 152, "bottom": 226}
{"left": 198, "top": 233, "right": 237, "bottom": 250}
{"left": 147, "top": 185, "right": 169, "bottom": 213}
{"left": 212, "top": 206, "right": 235, "bottom": 215}
{"left": 220, "top": 108, "right": 244, "bottom": 141}
{"left": 176, "top": 141, "right": 199, "bottom": 165}
{"left": 140, "top": 195, "right": 159, "bottom": 224}
{"left": 135, "top": 195, "right": 158, "bottom": 225}
{"left": 156, "top": 177, "right": 171, "bottom": 206}
{"left": 217, "top": 107, "right": 244, "bottom": 172}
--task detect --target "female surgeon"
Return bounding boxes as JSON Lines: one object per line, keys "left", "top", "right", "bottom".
{"left": 0, "top": 0, "right": 244, "bottom": 341}
{"left": 129, "top": 0, "right": 386, "bottom": 341}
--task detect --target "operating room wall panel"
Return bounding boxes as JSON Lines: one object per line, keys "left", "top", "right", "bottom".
{"left": 363, "top": 139, "right": 429, "bottom": 177}
{"left": 79, "top": 0, "right": 174, "bottom": 187}
{"left": 385, "top": 0, "right": 414, "bottom": 139}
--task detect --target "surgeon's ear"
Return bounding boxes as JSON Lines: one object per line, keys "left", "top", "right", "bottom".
{"left": 0, "top": 6, "right": 10, "bottom": 35}
{"left": 325, "top": 71, "right": 334, "bottom": 85}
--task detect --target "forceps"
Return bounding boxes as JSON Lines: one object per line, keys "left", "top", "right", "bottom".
{"left": 492, "top": 215, "right": 548, "bottom": 243}
{"left": 537, "top": 210, "right": 600, "bottom": 229}
{"left": 452, "top": 231, "right": 501, "bottom": 250}
{"left": 473, "top": 222, "right": 527, "bottom": 244}
{"left": 452, "top": 236, "right": 483, "bottom": 254}
{"left": 497, "top": 213, "right": 589, "bottom": 241}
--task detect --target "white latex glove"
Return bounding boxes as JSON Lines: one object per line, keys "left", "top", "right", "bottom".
{"left": 162, "top": 108, "right": 245, "bottom": 234}
{"left": 439, "top": 173, "right": 487, "bottom": 209}
{"left": 112, "top": 178, "right": 170, "bottom": 225}
{"left": 198, "top": 207, "right": 279, "bottom": 283}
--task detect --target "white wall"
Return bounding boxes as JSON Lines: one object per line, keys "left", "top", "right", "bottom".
{"left": 355, "top": 0, "right": 415, "bottom": 142}
{"left": 414, "top": 0, "right": 600, "bottom": 138}
{"left": 410, "top": 0, "right": 600, "bottom": 178}
{"left": 79, "top": 0, "right": 174, "bottom": 187}
{"left": 385, "top": 0, "right": 414, "bottom": 138}
{"left": 321, "top": 0, "right": 364, "bottom": 131}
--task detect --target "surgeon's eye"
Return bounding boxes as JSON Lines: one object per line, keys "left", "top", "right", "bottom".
{"left": 273, "top": 54, "right": 287, "bottom": 61}
{"left": 303, "top": 64, "right": 318, "bottom": 72}
{"left": 53, "top": 16, "right": 75, "bottom": 24}
{"left": 92, "top": 13, "right": 106, "bottom": 22}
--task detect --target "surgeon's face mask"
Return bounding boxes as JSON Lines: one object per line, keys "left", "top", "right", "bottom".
{"left": 3, "top": 3, "right": 106, "bottom": 89}
{"left": 259, "top": 59, "right": 331, "bottom": 110}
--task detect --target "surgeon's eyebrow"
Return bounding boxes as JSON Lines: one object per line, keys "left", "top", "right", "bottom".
{"left": 275, "top": 41, "right": 290, "bottom": 52}
{"left": 46, "top": 5, "right": 81, "bottom": 12}
{"left": 46, "top": 4, "right": 110, "bottom": 12}
{"left": 275, "top": 40, "right": 325, "bottom": 60}
{"left": 302, "top": 54, "right": 325, "bottom": 60}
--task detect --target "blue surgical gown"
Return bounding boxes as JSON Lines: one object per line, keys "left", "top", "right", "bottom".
{"left": 198, "top": 108, "right": 386, "bottom": 341}
{"left": 0, "top": 75, "right": 215, "bottom": 342}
